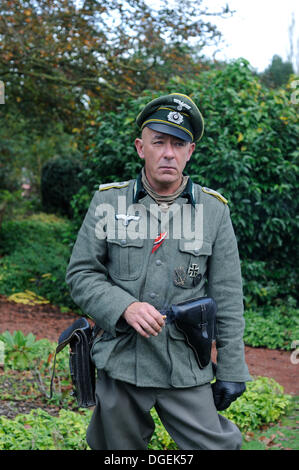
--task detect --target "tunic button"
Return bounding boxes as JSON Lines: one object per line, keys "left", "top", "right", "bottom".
{"left": 150, "top": 292, "right": 156, "bottom": 299}
{"left": 155, "top": 260, "right": 162, "bottom": 266}
{"left": 120, "top": 239, "right": 126, "bottom": 245}
{"left": 194, "top": 249, "right": 200, "bottom": 255}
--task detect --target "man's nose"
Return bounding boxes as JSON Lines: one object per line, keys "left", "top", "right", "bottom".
{"left": 163, "top": 140, "right": 175, "bottom": 158}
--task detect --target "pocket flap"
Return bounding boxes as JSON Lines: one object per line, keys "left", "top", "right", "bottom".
{"left": 179, "top": 239, "right": 212, "bottom": 256}
{"left": 107, "top": 236, "right": 144, "bottom": 248}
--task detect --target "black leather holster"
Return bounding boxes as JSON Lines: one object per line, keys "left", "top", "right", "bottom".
{"left": 170, "top": 297, "right": 217, "bottom": 369}
{"left": 49, "top": 317, "right": 102, "bottom": 408}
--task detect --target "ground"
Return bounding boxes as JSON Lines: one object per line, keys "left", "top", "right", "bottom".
{"left": 0, "top": 294, "right": 298, "bottom": 397}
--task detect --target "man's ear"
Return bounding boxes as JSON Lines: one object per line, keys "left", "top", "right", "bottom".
{"left": 187, "top": 142, "right": 196, "bottom": 162}
{"left": 135, "top": 138, "right": 145, "bottom": 159}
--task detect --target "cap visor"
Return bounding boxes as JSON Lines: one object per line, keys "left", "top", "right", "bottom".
{"left": 145, "top": 122, "right": 192, "bottom": 142}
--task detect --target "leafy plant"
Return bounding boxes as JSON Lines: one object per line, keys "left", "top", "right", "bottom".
{"left": 244, "top": 307, "right": 299, "bottom": 350}
{"left": 221, "top": 377, "right": 291, "bottom": 432}
{"left": 0, "top": 331, "right": 41, "bottom": 370}
{"left": 0, "top": 408, "right": 91, "bottom": 450}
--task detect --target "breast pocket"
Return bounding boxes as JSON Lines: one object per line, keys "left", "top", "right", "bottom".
{"left": 107, "top": 236, "right": 145, "bottom": 280}
{"left": 174, "top": 240, "right": 212, "bottom": 289}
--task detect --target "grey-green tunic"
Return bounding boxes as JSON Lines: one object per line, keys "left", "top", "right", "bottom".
{"left": 66, "top": 178, "right": 251, "bottom": 388}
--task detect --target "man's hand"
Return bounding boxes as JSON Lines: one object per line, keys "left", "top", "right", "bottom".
{"left": 212, "top": 380, "right": 246, "bottom": 411}
{"left": 123, "top": 302, "right": 166, "bottom": 338}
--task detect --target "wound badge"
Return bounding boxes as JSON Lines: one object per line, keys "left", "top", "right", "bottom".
{"left": 174, "top": 266, "right": 187, "bottom": 287}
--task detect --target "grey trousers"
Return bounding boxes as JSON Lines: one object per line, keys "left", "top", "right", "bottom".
{"left": 86, "top": 371, "right": 242, "bottom": 450}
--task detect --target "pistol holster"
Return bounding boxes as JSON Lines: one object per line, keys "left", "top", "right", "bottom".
{"left": 171, "top": 297, "right": 217, "bottom": 369}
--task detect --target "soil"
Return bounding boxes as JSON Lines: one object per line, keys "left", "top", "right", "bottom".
{"left": 0, "top": 294, "right": 298, "bottom": 397}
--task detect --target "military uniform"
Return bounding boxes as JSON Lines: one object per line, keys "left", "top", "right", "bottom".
{"left": 65, "top": 93, "right": 251, "bottom": 450}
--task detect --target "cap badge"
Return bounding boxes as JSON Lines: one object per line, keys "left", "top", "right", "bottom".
{"left": 167, "top": 111, "right": 183, "bottom": 125}
{"left": 173, "top": 98, "right": 191, "bottom": 111}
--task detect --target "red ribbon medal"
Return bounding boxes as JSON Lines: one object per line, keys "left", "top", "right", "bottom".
{"left": 151, "top": 232, "right": 167, "bottom": 254}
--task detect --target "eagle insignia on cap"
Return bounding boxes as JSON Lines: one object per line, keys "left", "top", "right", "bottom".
{"left": 173, "top": 98, "right": 191, "bottom": 111}
{"left": 167, "top": 111, "right": 184, "bottom": 125}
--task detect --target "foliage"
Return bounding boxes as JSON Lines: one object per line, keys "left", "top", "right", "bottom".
{"left": 0, "top": 115, "right": 80, "bottom": 192}
{"left": 7, "top": 290, "right": 50, "bottom": 305}
{"left": 261, "top": 55, "right": 294, "bottom": 88}
{"left": 243, "top": 307, "right": 299, "bottom": 350}
{"left": 0, "top": 214, "right": 78, "bottom": 310}
{"left": 0, "top": 0, "right": 231, "bottom": 130}
{"left": 41, "top": 156, "right": 82, "bottom": 217}
{"left": 241, "top": 259, "right": 298, "bottom": 310}
{"left": 0, "top": 408, "right": 91, "bottom": 450}
{"left": 221, "top": 377, "right": 291, "bottom": 432}
{"left": 0, "top": 330, "right": 41, "bottom": 370}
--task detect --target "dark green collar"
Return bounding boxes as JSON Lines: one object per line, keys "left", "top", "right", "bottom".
{"left": 133, "top": 171, "right": 196, "bottom": 207}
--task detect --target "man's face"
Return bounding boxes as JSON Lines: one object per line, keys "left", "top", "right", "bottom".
{"left": 135, "top": 127, "right": 195, "bottom": 194}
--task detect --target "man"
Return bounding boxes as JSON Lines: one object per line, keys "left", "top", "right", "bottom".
{"left": 66, "top": 93, "right": 251, "bottom": 450}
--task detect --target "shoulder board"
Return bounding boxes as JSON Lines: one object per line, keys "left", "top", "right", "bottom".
{"left": 202, "top": 187, "right": 228, "bottom": 204}
{"left": 99, "top": 181, "right": 129, "bottom": 191}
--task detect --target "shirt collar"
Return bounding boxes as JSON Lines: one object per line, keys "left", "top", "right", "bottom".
{"left": 133, "top": 170, "right": 195, "bottom": 207}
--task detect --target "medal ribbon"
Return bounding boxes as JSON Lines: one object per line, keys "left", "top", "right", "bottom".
{"left": 151, "top": 232, "right": 167, "bottom": 254}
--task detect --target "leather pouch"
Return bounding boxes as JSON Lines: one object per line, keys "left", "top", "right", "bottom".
{"left": 50, "top": 317, "right": 102, "bottom": 408}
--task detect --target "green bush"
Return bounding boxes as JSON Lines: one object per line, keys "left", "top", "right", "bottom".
{"left": 244, "top": 307, "right": 299, "bottom": 350}
{"left": 241, "top": 259, "right": 298, "bottom": 310}
{"left": 0, "top": 214, "right": 77, "bottom": 310}
{"left": 41, "top": 156, "right": 82, "bottom": 217}
{"left": 221, "top": 376, "right": 291, "bottom": 432}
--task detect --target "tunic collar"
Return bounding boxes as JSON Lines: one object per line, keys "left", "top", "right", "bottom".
{"left": 133, "top": 170, "right": 196, "bottom": 207}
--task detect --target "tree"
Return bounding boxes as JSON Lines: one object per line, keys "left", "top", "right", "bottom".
{"left": 260, "top": 55, "right": 294, "bottom": 88}
{"left": 0, "top": 0, "right": 233, "bottom": 130}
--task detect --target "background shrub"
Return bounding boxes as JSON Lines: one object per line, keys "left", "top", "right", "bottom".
{"left": 41, "top": 156, "right": 82, "bottom": 217}
{"left": 0, "top": 214, "right": 77, "bottom": 311}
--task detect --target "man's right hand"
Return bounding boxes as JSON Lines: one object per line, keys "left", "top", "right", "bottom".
{"left": 123, "top": 302, "right": 166, "bottom": 338}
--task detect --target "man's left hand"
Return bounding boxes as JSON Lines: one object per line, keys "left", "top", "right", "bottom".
{"left": 212, "top": 380, "right": 246, "bottom": 411}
